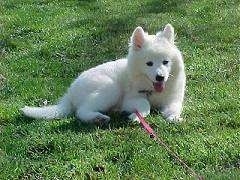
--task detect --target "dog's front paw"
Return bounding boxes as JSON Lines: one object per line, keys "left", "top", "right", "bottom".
{"left": 161, "top": 103, "right": 183, "bottom": 123}
{"left": 128, "top": 113, "right": 140, "bottom": 123}
{"left": 162, "top": 109, "right": 183, "bottom": 123}
{"left": 120, "top": 111, "right": 140, "bottom": 123}
{"left": 165, "top": 114, "right": 183, "bottom": 123}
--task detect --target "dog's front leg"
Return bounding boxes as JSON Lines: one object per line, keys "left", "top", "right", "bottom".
{"left": 121, "top": 97, "right": 150, "bottom": 122}
{"left": 160, "top": 101, "right": 183, "bottom": 122}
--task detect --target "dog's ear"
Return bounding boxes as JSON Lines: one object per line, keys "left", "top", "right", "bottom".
{"left": 131, "top": 27, "right": 145, "bottom": 50}
{"left": 163, "top": 24, "right": 174, "bottom": 44}
{"left": 157, "top": 24, "right": 174, "bottom": 44}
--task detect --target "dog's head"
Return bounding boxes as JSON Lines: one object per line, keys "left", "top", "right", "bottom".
{"left": 127, "top": 24, "right": 183, "bottom": 92}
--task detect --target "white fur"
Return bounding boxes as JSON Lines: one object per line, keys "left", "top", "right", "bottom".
{"left": 21, "top": 24, "right": 186, "bottom": 123}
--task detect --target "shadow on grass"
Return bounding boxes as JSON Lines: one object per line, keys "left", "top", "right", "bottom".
{"left": 14, "top": 114, "right": 36, "bottom": 125}
{"left": 34, "top": 0, "right": 191, "bottom": 69}
{"left": 14, "top": 112, "right": 133, "bottom": 134}
{"left": 13, "top": 108, "right": 170, "bottom": 135}
{"left": 52, "top": 113, "right": 132, "bottom": 134}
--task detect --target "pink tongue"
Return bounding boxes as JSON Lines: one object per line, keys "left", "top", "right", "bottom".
{"left": 153, "top": 82, "right": 165, "bottom": 92}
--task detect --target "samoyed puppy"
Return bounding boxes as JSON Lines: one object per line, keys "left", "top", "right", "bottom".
{"left": 21, "top": 24, "right": 186, "bottom": 124}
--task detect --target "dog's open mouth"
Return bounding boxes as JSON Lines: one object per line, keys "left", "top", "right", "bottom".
{"left": 153, "top": 82, "right": 165, "bottom": 92}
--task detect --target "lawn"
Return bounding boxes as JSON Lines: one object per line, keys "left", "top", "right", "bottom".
{"left": 0, "top": 0, "right": 239, "bottom": 179}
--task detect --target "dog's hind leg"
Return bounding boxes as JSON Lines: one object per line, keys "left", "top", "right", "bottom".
{"left": 75, "top": 83, "right": 121, "bottom": 124}
{"left": 76, "top": 107, "right": 110, "bottom": 124}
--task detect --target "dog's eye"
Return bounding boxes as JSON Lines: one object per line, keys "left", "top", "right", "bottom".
{"left": 146, "top": 61, "right": 153, "bottom": 66}
{"left": 163, "top": 60, "right": 169, "bottom": 65}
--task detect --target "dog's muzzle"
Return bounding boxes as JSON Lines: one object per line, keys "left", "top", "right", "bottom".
{"left": 153, "top": 75, "right": 165, "bottom": 92}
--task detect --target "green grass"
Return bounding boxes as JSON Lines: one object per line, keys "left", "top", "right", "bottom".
{"left": 0, "top": 0, "right": 239, "bottom": 179}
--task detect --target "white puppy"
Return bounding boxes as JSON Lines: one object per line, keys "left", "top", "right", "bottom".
{"left": 21, "top": 24, "right": 186, "bottom": 124}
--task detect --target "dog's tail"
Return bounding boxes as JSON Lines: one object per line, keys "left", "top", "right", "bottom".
{"left": 21, "top": 95, "right": 72, "bottom": 120}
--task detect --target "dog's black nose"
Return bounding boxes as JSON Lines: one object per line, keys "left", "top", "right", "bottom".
{"left": 156, "top": 75, "right": 164, "bottom": 82}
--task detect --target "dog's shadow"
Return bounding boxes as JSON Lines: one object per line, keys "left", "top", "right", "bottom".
{"left": 50, "top": 110, "right": 162, "bottom": 134}
{"left": 15, "top": 112, "right": 134, "bottom": 134}
{"left": 15, "top": 109, "right": 164, "bottom": 135}
{"left": 54, "top": 112, "right": 136, "bottom": 134}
